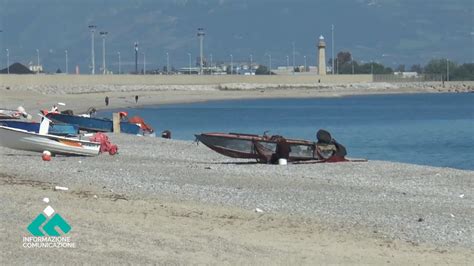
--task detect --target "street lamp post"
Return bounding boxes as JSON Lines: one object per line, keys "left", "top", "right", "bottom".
{"left": 250, "top": 54, "right": 253, "bottom": 73}
{"left": 304, "top": 55, "right": 307, "bottom": 72}
{"left": 143, "top": 52, "right": 146, "bottom": 75}
{"left": 0, "top": 30, "right": 2, "bottom": 70}
{"left": 331, "top": 24, "right": 335, "bottom": 75}
{"left": 65, "top": 50, "right": 68, "bottom": 74}
{"left": 188, "top": 53, "right": 191, "bottom": 75}
{"left": 100, "top": 31, "right": 108, "bottom": 74}
{"left": 268, "top": 54, "right": 272, "bottom": 75}
{"left": 286, "top": 55, "right": 289, "bottom": 70}
{"left": 351, "top": 55, "right": 354, "bottom": 74}
{"left": 134, "top": 42, "right": 139, "bottom": 74}
{"left": 292, "top": 42, "right": 295, "bottom": 74}
{"left": 36, "top": 49, "right": 40, "bottom": 74}
{"left": 166, "top": 52, "right": 169, "bottom": 75}
{"left": 117, "top": 52, "right": 121, "bottom": 74}
{"left": 446, "top": 58, "right": 450, "bottom": 82}
{"left": 230, "top": 54, "right": 233, "bottom": 75}
{"left": 6, "top": 48, "right": 9, "bottom": 74}
{"left": 210, "top": 53, "right": 213, "bottom": 70}
{"left": 88, "top": 25, "right": 97, "bottom": 75}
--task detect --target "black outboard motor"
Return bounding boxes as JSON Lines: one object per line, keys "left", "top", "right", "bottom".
{"left": 161, "top": 130, "right": 172, "bottom": 139}
{"left": 316, "top": 129, "right": 347, "bottom": 160}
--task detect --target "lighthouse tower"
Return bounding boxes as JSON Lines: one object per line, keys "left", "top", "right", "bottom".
{"left": 318, "top": 35, "right": 327, "bottom": 75}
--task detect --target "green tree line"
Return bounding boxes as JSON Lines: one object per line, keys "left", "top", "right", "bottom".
{"left": 328, "top": 52, "right": 473, "bottom": 80}
{"left": 255, "top": 51, "right": 473, "bottom": 80}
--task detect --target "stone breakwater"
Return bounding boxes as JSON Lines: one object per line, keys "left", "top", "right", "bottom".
{"left": 1, "top": 81, "right": 473, "bottom": 95}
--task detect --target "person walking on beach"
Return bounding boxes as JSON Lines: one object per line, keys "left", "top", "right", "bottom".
{"left": 105, "top": 96, "right": 109, "bottom": 106}
{"left": 135, "top": 95, "right": 139, "bottom": 103}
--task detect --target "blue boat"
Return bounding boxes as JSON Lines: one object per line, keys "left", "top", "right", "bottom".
{"left": 45, "top": 113, "right": 141, "bottom": 135}
{"left": 0, "top": 120, "right": 79, "bottom": 136}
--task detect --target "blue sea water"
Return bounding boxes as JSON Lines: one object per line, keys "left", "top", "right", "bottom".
{"left": 99, "top": 93, "right": 474, "bottom": 170}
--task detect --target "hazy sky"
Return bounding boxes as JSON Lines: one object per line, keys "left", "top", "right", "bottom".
{"left": 0, "top": 0, "right": 472, "bottom": 72}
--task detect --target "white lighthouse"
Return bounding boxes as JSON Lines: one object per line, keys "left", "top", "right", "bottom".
{"left": 318, "top": 35, "right": 327, "bottom": 75}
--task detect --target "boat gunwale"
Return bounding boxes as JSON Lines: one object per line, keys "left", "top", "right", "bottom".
{"left": 0, "top": 125, "right": 100, "bottom": 145}
{"left": 196, "top": 132, "right": 316, "bottom": 145}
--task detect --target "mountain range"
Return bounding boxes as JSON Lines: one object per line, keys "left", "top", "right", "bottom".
{"left": 0, "top": 0, "right": 472, "bottom": 73}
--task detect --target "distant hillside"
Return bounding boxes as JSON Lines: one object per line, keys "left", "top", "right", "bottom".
{"left": 0, "top": 0, "right": 472, "bottom": 73}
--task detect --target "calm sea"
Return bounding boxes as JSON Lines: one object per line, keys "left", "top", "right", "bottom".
{"left": 99, "top": 93, "right": 474, "bottom": 170}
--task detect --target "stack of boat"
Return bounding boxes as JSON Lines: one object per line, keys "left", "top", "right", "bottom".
{"left": 0, "top": 107, "right": 153, "bottom": 156}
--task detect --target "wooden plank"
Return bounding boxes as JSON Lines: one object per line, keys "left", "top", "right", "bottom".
{"left": 112, "top": 113, "right": 121, "bottom": 134}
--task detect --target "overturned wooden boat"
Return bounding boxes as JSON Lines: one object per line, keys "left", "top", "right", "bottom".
{"left": 196, "top": 132, "right": 367, "bottom": 163}
{"left": 195, "top": 132, "right": 319, "bottom": 161}
{"left": 0, "top": 125, "right": 100, "bottom": 156}
{"left": 45, "top": 112, "right": 141, "bottom": 135}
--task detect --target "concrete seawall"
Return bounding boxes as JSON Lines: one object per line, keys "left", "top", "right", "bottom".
{"left": 0, "top": 74, "right": 373, "bottom": 86}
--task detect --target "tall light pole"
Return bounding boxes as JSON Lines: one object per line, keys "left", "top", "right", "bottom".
{"left": 230, "top": 54, "right": 233, "bottom": 75}
{"left": 250, "top": 54, "right": 253, "bottom": 73}
{"left": 446, "top": 58, "right": 450, "bottom": 82}
{"left": 0, "top": 30, "right": 2, "bottom": 70}
{"left": 88, "top": 25, "right": 97, "bottom": 75}
{"left": 6, "top": 48, "right": 9, "bottom": 74}
{"left": 331, "top": 24, "right": 335, "bottom": 75}
{"left": 36, "top": 49, "right": 40, "bottom": 74}
{"left": 143, "top": 52, "right": 146, "bottom": 75}
{"left": 286, "top": 55, "right": 289, "bottom": 70}
{"left": 134, "top": 42, "right": 139, "bottom": 74}
{"left": 197, "top": 28, "right": 205, "bottom": 75}
{"left": 268, "top": 54, "right": 272, "bottom": 75}
{"left": 188, "top": 52, "right": 191, "bottom": 75}
{"left": 351, "top": 55, "right": 354, "bottom": 74}
{"left": 292, "top": 42, "right": 295, "bottom": 73}
{"left": 210, "top": 53, "right": 213, "bottom": 68}
{"left": 304, "top": 55, "right": 307, "bottom": 72}
{"left": 99, "top": 31, "right": 108, "bottom": 74}
{"left": 117, "top": 52, "right": 121, "bottom": 74}
{"left": 166, "top": 52, "right": 169, "bottom": 74}
{"left": 65, "top": 50, "right": 68, "bottom": 74}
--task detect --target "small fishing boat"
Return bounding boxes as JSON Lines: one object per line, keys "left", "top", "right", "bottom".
{"left": 0, "top": 125, "right": 100, "bottom": 156}
{"left": 195, "top": 132, "right": 318, "bottom": 161}
{"left": 0, "top": 120, "right": 79, "bottom": 136}
{"left": 195, "top": 132, "right": 363, "bottom": 163}
{"left": 45, "top": 113, "right": 141, "bottom": 134}
{"left": 0, "top": 109, "right": 23, "bottom": 119}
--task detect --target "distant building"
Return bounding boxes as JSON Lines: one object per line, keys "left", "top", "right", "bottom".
{"left": 28, "top": 64, "right": 43, "bottom": 73}
{"left": 394, "top": 71, "right": 418, "bottom": 78}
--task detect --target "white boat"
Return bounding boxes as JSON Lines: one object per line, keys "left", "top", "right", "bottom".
{"left": 0, "top": 109, "right": 22, "bottom": 119}
{"left": 0, "top": 125, "right": 101, "bottom": 156}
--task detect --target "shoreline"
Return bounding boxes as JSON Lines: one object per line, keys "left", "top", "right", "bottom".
{"left": 1, "top": 81, "right": 473, "bottom": 114}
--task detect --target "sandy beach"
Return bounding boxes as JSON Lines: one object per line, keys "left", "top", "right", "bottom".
{"left": 0, "top": 81, "right": 473, "bottom": 264}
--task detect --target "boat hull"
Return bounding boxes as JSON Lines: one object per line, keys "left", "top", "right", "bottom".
{"left": 0, "top": 120, "right": 79, "bottom": 136}
{"left": 46, "top": 113, "right": 140, "bottom": 134}
{"left": 0, "top": 125, "right": 100, "bottom": 156}
{"left": 195, "top": 132, "right": 316, "bottom": 161}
